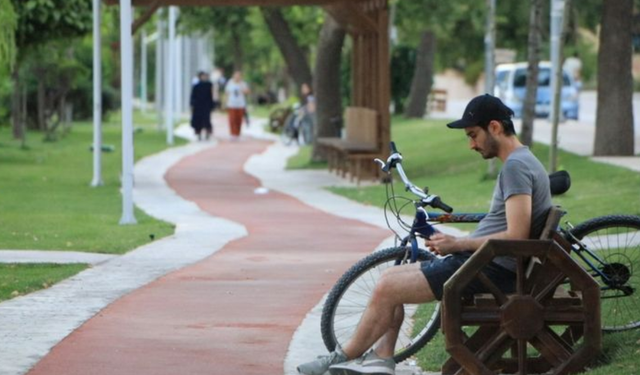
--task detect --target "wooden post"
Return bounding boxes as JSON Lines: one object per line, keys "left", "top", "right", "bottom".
{"left": 376, "top": 4, "right": 390, "bottom": 159}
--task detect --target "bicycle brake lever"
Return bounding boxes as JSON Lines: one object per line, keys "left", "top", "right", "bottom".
{"left": 374, "top": 158, "right": 386, "bottom": 170}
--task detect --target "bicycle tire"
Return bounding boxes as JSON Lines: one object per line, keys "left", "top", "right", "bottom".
{"left": 280, "top": 113, "right": 297, "bottom": 145}
{"left": 320, "top": 246, "right": 441, "bottom": 363}
{"left": 568, "top": 214, "right": 640, "bottom": 332}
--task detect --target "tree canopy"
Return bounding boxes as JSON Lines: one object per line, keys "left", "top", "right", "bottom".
{"left": 12, "top": 0, "right": 92, "bottom": 50}
{"left": 0, "top": 0, "right": 17, "bottom": 69}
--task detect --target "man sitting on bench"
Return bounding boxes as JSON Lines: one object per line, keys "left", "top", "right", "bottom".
{"left": 297, "top": 94, "right": 553, "bottom": 375}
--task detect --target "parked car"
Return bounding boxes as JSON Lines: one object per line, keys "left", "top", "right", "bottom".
{"left": 494, "top": 61, "right": 580, "bottom": 120}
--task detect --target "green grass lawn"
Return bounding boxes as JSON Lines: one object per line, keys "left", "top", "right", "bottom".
{"left": 0, "top": 263, "right": 88, "bottom": 302}
{"left": 288, "top": 116, "right": 640, "bottom": 373}
{"left": 287, "top": 145, "right": 328, "bottom": 170}
{"left": 0, "top": 111, "right": 187, "bottom": 254}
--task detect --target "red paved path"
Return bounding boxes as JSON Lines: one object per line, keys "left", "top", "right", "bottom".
{"left": 28, "top": 138, "right": 389, "bottom": 375}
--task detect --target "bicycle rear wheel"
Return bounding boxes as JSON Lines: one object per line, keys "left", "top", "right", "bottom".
{"left": 280, "top": 114, "right": 297, "bottom": 145}
{"left": 320, "top": 246, "right": 441, "bottom": 363}
{"left": 569, "top": 215, "right": 640, "bottom": 332}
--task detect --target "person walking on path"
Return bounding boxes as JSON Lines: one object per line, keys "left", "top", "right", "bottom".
{"left": 224, "top": 70, "right": 250, "bottom": 140}
{"left": 190, "top": 71, "right": 215, "bottom": 140}
{"left": 297, "top": 94, "right": 553, "bottom": 375}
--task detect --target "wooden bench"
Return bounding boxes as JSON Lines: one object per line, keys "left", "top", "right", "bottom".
{"left": 316, "top": 107, "right": 381, "bottom": 184}
{"left": 428, "top": 88, "right": 448, "bottom": 113}
{"left": 441, "top": 207, "right": 602, "bottom": 375}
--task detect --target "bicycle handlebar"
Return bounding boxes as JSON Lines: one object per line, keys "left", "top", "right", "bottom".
{"left": 375, "top": 142, "right": 454, "bottom": 213}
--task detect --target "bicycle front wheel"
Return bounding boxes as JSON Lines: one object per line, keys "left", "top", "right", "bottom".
{"left": 569, "top": 215, "right": 640, "bottom": 332}
{"left": 280, "top": 114, "right": 297, "bottom": 145}
{"left": 320, "top": 246, "right": 441, "bottom": 363}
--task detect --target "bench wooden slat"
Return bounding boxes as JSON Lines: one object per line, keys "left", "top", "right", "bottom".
{"left": 316, "top": 106, "right": 380, "bottom": 183}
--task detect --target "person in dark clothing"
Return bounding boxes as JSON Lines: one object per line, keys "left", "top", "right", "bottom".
{"left": 190, "top": 71, "right": 215, "bottom": 140}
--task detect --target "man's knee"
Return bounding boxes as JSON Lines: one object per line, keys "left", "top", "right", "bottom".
{"left": 371, "top": 269, "right": 399, "bottom": 304}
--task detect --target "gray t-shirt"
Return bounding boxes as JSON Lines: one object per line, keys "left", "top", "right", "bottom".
{"left": 469, "top": 146, "right": 552, "bottom": 271}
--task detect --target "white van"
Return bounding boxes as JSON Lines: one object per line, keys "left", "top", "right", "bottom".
{"left": 494, "top": 62, "right": 580, "bottom": 120}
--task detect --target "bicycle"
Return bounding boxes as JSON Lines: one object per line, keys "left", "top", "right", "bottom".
{"left": 320, "top": 142, "right": 640, "bottom": 363}
{"left": 280, "top": 103, "right": 314, "bottom": 146}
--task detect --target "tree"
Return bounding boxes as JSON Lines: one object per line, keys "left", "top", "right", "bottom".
{"left": 395, "top": 1, "right": 487, "bottom": 116}
{"left": 179, "top": 7, "right": 251, "bottom": 71}
{"left": 403, "top": 30, "right": 435, "bottom": 118}
{"left": 594, "top": 0, "right": 634, "bottom": 156}
{"left": 179, "top": 6, "right": 321, "bottom": 98}
{"left": 0, "top": 0, "right": 17, "bottom": 70}
{"left": 260, "top": 7, "right": 313, "bottom": 94}
{"left": 10, "top": 0, "right": 92, "bottom": 140}
{"left": 520, "top": 0, "right": 543, "bottom": 147}
{"left": 311, "top": 13, "right": 346, "bottom": 161}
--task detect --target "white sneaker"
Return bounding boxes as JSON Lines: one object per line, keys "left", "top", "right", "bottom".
{"left": 328, "top": 350, "right": 395, "bottom": 375}
{"left": 298, "top": 347, "right": 348, "bottom": 375}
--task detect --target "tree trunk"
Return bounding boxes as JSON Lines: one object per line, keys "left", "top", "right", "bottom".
{"left": 37, "top": 78, "right": 46, "bottom": 131}
{"left": 404, "top": 30, "right": 436, "bottom": 118}
{"left": 231, "top": 30, "right": 244, "bottom": 72}
{"left": 594, "top": 0, "right": 634, "bottom": 156}
{"left": 261, "top": 7, "right": 313, "bottom": 93}
{"left": 312, "top": 14, "right": 346, "bottom": 162}
{"left": 21, "top": 83, "right": 27, "bottom": 148}
{"left": 520, "top": 0, "right": 543, "bottom": 147}
{"left": 10, "top": 68, "right": 23, "bottom": 140}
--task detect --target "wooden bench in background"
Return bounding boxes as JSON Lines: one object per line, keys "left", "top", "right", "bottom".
{"left": 429, "top": 88, "right": 448, "bottom": 113}
{"left": 441, "top": 207, "right": 602, "bottom": 375}
{"left": 316, "top": 107, "right": 381, "bottom": 184}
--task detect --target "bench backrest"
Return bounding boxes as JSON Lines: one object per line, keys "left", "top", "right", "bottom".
{"left": 344, "top": 107, "right": 378, "bottom": 147}
{"left": 525, "top": 206, "right": 565, "bottom": 278}
{"left": 528, "top": 206, "right": 573, "bottom": 298}
{"left": 539, "top": 206, "right": 565, "bottom": 240}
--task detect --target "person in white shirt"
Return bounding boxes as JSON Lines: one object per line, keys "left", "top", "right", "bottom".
{"left": 224, "top": 71, "right": 250, "bottom": 139}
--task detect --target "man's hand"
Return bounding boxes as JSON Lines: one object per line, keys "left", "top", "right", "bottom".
{"left": 425, "top": 233, "right": 461, "bottom": 256}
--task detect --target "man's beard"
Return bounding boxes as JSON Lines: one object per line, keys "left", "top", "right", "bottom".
{"left": 479, "top": 134, "right": 499, "bottom": 159}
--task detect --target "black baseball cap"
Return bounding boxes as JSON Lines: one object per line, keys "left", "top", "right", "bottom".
{"left": 446, "top": 94, "right": 514, "bottom": 129}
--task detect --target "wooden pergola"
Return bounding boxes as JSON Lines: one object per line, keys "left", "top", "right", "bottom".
{"left": 101, "top": 0, "right": 390, "bottom": 223}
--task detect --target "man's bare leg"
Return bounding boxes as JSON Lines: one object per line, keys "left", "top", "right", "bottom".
{"left": 374, "top": 305, "right": 404, "bottom": 358}
{"left": 341, "top": 263, "right": 436, "bottom": 360}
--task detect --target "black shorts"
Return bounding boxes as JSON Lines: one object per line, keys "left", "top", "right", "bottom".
{"left": 420, "top": 252, "right": 516, "bottom": 301}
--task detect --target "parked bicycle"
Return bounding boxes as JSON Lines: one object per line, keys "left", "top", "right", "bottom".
{"left": 321, "top": 142, "right": 640, "bottom": 363}
{"left": 280, "top": 103, "right": 315, "bottom": 146}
